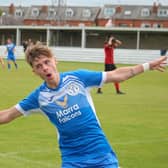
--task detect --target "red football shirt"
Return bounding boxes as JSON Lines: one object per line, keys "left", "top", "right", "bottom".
{"left": 104, "top": 43, "right": 114, "bottom": 64}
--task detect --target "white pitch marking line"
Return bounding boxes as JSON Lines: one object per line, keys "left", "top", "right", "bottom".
{"left": 1, "top": 148, "right": 59, "bottom": 156}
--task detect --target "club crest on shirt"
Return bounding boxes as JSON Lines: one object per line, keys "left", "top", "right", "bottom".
{"left": 55, "top": 95, "right": 68, "bottom": 108}
{"left": 66, "top": 83, "right": 80, "bottom": 96}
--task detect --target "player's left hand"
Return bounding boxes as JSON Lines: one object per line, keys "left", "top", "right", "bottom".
{"left": 149, "top": 56, "right": 167, "bottom": 72}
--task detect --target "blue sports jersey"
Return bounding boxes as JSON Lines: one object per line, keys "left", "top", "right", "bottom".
{"left": 6, "top": 43, "right": 15, "bottom": 60}
{"left": 15, "top": 69, "right": 118, "bottom": 164}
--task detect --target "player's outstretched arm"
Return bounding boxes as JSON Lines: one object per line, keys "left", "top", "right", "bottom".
{"left": 105, "top": 56, "right": 167, "bottom": 83}
{"left": 0, "top": 107, "right": 23, "bottom": 125}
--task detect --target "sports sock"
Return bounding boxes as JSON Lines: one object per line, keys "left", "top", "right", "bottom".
{"left": 8, "top": 63, "right": 11, "bottom": 70}
{"left": 114, "top": 83, "right": 120, "bottom": 92}
{"left": 14, "top": 63, "right": 18, "bottom": 69}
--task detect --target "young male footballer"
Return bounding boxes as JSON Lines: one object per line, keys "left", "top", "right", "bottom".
{"left": 97, "top": 35, "right": 124, "bottom": 94}
{"left": 0, "top": 45, "right": 167, "bottom": 168}
{"left": 5, "top": 38, "right": 18, "bottom": 70}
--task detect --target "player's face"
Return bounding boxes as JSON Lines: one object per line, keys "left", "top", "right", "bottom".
{"left": 32, "top": 55, "right": 59, "bottom": 88}
{"left": 7, "top": 39, "right": 11, "bottom": 44}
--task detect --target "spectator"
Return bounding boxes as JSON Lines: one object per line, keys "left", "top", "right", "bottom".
{"left": 160, "top": 49, "right": 167, "bottom": 56}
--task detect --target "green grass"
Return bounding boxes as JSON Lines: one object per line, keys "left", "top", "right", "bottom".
{"left": 0, "top": 60, "right": 168, "bottom": 168}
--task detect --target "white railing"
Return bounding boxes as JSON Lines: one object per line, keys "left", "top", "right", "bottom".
{"left": 52, "top": 47, "right": 161, "bottom": 64}
{"left": 0, "top": 46, "right": 160, "bottom": 64}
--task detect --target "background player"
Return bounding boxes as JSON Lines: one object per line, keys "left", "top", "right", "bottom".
{"left": 0, "top": 55, "right": 5, "bottom": 69}
{"left": 6, "top": 38, "right": 18, "bottom": 70}
{"left": 97, "top": 35, "right": 124, "bottom": 94}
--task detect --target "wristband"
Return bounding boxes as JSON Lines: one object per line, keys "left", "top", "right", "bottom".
{"left": 142, "top": 63, "right": 150, "bottom": 72}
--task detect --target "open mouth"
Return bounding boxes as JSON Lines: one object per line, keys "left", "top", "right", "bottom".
{"left": 46, "top": 73, "right": 52, "bottom": 78}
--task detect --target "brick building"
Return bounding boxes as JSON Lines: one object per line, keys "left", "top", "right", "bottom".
{"left": 97, "top": 3, "right": 168, "bottom": 28}
{"left": 23, "top": 5, "right": 100, "bottom": 26}
{"left": 0, "top": 2, "right": 168, "bottom": 28}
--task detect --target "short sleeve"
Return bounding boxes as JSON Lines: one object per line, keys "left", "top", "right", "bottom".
{"left": 15, "top": 89, "right": 40, "bottom": 116}
{"left": 73, "top": 69, "right": 106, "bottom": 88}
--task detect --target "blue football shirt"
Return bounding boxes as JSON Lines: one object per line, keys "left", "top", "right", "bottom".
{"left": 6, "top": 43, "right": 16, "bottom": 60}
{"left": 15, "top": 69, "right": 118, "bottom": 163}
{"left": 6, "top": 43, "right": 15, "bottom": 56}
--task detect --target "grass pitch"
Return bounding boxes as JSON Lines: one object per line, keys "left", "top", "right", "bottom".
{"left": 0, "top": 60, "right": 168, "bottom": 168}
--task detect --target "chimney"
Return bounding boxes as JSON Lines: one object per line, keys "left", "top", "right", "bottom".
{"left": 9, "top": 3, "right": 15, "bottom": 15}
{"left": 116, "top": 6, "right": 122, "bottom": 13}
{"left": 41, "top": 5, "right": 48, "bottom": 13}
{"left": 152, "top": 2, "right": 158, "bottom": 14}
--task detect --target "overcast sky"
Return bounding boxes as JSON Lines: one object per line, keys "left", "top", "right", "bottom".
{"left": 0, "top": 0, "right": 168, "bottom": 6}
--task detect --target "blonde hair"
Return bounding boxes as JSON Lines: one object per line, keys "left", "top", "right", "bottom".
{"left": 25, "top": 45, "right": 53, "bottom": 67}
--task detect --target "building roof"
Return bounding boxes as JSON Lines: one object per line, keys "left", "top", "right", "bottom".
{"left": 0, "top": 3, "right": 168, "bottom": 25}
{"left": 24, "top": 5, "right": 100, "bottom": 22}
{"left": 98, "top": 4, "right": 168, "bottom": 21}
{"left": 0, "top": 5, "right": 28, "bottom": 25}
